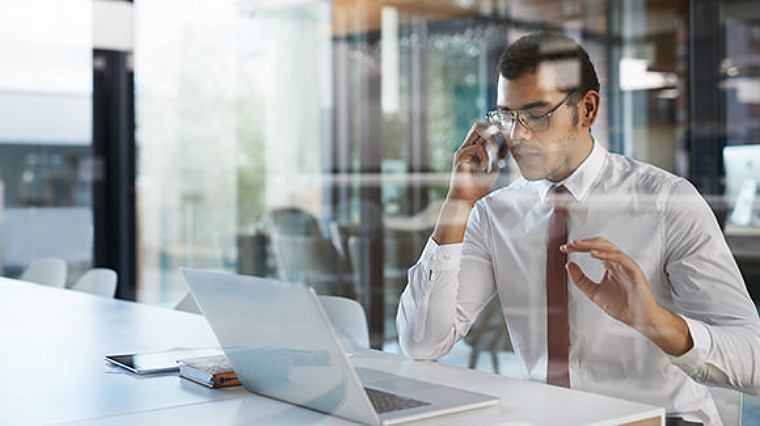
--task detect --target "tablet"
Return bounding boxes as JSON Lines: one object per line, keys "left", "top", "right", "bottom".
{"left": 105, "top": 347, "right": 224, "bottom": 375}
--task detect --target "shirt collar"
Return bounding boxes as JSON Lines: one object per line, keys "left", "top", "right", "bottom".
{"left": 538, "top": 140, "right": 607, "bottom": 203}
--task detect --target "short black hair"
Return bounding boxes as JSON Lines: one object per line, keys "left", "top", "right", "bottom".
{"left": 497, "top": 32, "right": 600, "bottom": 96}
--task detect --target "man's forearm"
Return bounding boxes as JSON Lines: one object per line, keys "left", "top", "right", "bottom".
{"left": 432, "top": 199, "right": 475, "bottom": 245}
{"left": 640, "top": 306, "right": 694, "bottom": 357}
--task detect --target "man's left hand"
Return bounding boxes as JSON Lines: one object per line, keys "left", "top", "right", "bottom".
{"left": 562, "top": 237, "right": 693, "bottom": 356}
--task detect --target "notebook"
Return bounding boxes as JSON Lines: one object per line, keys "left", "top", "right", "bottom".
{"left": 180, "top": 267, "right": 499, "bottom": 425}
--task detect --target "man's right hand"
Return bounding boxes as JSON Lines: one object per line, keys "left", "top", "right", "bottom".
{"left": 433, "top": 123, "right": 510, "bottom": 245}
{"left": 447, "top": 122, "right": 509, "bottom": 205}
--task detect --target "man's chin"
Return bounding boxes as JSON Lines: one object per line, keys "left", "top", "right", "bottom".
{"left": 518, "top": 168, "right": 547, "bottom": 182}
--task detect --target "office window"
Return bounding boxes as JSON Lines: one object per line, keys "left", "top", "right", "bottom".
{"left": 721, "top": 0, "right": 760, "bottom": 303}
{"left": 135, "top": 1, "right": 334, "bottom": 304}
{"left": 0, "top": 0, "right": 93, "bottom": 281}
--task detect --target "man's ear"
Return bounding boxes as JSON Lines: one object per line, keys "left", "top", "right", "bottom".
{"left": 580, "top": 90, "right": 600, "bottom": 128}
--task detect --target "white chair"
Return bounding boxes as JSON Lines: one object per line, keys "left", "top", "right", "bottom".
{"left": 69, "top": 268, "right": 118, "bottom": 298}
{"left": 20, "top": 257, "right": 67, "bottom": 288}
{"left": 319, "top": 295, "right": 370, "bottom": 351}
{"left": 174, "top": 292, "right": 370, "bottom": 351}
{"left": 709, "top": 386, "right": 742, "bottom": 426}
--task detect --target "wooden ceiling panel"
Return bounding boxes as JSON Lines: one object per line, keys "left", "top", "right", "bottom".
{"left": 332, "top": 0, "right": 686, "bottom": 41}
{"left": 333, "top": 0, "right": 479, "bottom": 37}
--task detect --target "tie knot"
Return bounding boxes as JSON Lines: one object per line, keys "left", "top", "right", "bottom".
{"left": 548, "top": 185, "right": 570, "bottom": 208}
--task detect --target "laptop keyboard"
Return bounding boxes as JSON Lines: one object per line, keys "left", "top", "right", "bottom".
{"left": 364, "top": 387, "right": 431, "bottom": 414}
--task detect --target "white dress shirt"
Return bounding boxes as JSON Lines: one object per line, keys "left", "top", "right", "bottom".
{"left": 397, "top": 142, "right": 760, "bottom": 424}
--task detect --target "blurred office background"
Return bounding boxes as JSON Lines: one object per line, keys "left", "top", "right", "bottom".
{"left": 1, "top": 0, "right": 760, "bottom": 414}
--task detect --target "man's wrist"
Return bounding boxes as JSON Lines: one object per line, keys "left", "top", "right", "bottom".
{"left": 432, "top": 198, "right": 475, "bottom": 245}
{"left": 443, "top": 194, "right": 477, "bottom": 209}
{"left": 638, "top": 305, "right": 694, "bottom": 357}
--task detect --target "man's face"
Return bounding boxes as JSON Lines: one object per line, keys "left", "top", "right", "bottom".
{"left": 496, "top": 70, "right": 587, "bottom": 182}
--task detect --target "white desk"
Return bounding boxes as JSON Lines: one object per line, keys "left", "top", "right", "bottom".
{"left": 0, "top": 278, "right": 664, "bottom": 425}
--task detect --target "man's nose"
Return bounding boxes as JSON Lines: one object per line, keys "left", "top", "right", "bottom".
{"left": 510, "top": 118, "right": 533, "bottom": 141}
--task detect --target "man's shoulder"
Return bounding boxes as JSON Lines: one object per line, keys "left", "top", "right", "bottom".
{"left": 604, "top": 151, "right": 688, "bottom": 192}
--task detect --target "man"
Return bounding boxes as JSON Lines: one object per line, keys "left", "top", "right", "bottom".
{"left": 396, "top": 32, "right": 760, "bottom": 424}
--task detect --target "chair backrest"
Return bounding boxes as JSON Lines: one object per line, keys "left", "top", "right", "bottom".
{"left": 174, "top": 292, "right": 369, "bottom": 351}
{"left": 20, "top": 257, "right": 67, "bottom": 288}
{"left": 271, "top": 234, "right": 343, "bottom": 275}
{"left": 709, "top": 386, "right": 742, "bottom": 426}
{"left": 70, "top": 268, "right": 118, "bottom": 298}
{"left": 263, "top": 207, "right": 321, "bottom": 235}
{"left": 318, "top": 295, "right": 370, "bottom": 351}
{"left": 270, "top": 233, "right": 354, "bottom": 297}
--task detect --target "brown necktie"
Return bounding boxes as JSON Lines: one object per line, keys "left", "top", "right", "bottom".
{"left": 546, "top": 185, "right": 570, "bottom": 387}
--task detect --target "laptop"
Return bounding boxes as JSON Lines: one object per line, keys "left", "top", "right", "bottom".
{"left": 181, "top": 267, "right": 499, "bottom": 425}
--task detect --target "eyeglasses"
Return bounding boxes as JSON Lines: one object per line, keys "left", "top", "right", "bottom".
{"left": 485, "top": 92, "right": 575, "bottom": 133}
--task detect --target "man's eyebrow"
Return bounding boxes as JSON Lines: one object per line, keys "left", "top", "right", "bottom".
{"left": 495, "top": 100, "right": 550, "bottom": 111}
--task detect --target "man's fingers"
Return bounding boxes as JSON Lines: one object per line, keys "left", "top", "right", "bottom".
{"left": 461, "top": 122, "right": 494, "bottom": 147}
{"left": 562, "top": 238, "right": 641, "bottom": 280}
{"left": 563, "top": 238, "right": 640, "bottom": 271}
{"left": 456, "top": 123, "right": 486, "bottom": 154}
{"left": 458, "top": 139, "right": 496, "bottom": 173}
{"left": 457, "top": 144, "right": 484, "bottom": 160}
{"left": 566, "top": 262, "right": 598, "bottom": 298}
{"left": 589, "top": 249, "right": 627, "bottom": 263}
{"left": 561, "top": 237, "right": 618, "bottom": 254}
{"left": 590, "top": 250, "right": 642, "bottom": 278}
{"left": 474, "top": 122, "right": 498, "bottom": 139}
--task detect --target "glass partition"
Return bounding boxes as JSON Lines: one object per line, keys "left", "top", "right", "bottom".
{"left": 135, "top": 0, "right": 760, "bottom": 352}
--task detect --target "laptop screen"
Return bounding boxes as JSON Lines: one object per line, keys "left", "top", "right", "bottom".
{"left": 181, "top": 268, "right": 379, "bottom": 424}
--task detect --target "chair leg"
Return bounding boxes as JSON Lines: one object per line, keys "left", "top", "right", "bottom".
{"left": 487, "top": 333, "right": 503, "bottom": 374}
{"left": 468, "top": 347, "right": 480, "bottom": 370}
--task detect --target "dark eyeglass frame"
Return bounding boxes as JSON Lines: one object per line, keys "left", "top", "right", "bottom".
{"left": 485, "top": 91, "right": 576, "bottom": 132}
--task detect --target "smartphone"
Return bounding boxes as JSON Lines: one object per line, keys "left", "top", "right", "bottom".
{"left": 105, "top": 347, "right": 224, "bottom": 375}
{"left": 484, "top": 127, "right": 509, "bottom": 173}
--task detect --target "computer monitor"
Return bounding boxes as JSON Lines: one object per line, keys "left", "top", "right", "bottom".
{"left": 723, "top": 144, "right": 760, "bottom": 226}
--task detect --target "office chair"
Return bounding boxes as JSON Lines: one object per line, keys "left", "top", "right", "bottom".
{"left": 262, "top": 206, "right": 321, "bottom": 236}
{"left": 270, "top": 233, "right": 355, "bottom": 298}
{"left": 345, "top": 228, "right": 430, "bottom": 342}
{"left": 19, "top": 257, "right": 67, "bottom": 288}
{"left": 464, "top": 297, "right": 513, "bottom": 374}
{"left": 319, "top": 295, "right": 370, "bottom": 351}
{"left": 69, "top": 268, "right": 118, "bottom": 298}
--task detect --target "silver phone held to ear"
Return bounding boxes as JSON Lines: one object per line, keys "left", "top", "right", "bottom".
{"left": 483, "top": 125, "right": 509, "bottom": 173}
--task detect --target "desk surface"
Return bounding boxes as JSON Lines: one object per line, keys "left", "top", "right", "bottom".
{"left": 0, "top": 278, "right": 664, "bottom": 425}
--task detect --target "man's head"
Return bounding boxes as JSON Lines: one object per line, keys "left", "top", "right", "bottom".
{"left": 492, "top": 32, "right": 601, "bottom": 182}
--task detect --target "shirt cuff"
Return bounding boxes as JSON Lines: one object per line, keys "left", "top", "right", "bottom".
{"left": 420, "top": 237, "right": 462, "bottom": 271}
{"left": 668, "top": 315, "right": 711, "bottom": 370}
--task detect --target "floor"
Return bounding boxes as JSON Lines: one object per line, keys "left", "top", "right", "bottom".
{"left": 383, "top": 340, "right": 760, "bottom": 425}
